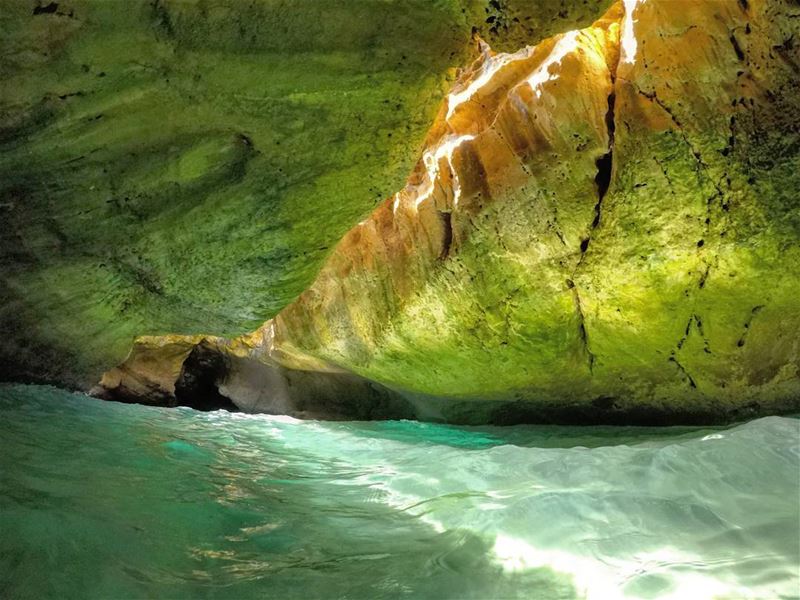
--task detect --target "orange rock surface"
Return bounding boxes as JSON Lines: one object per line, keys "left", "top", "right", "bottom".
{"left": 96, "top": 0, "right": 800, "bottom": 424}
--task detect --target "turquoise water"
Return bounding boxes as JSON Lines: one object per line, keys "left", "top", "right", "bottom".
{"left": 1, "top": 384, "right": 798, "bottom": 599}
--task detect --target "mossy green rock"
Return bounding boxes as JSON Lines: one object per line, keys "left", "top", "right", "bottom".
{"left": 0, "top": 0, "right": 611, "bottom": 387}
{"left": 95, "top": 0, "right": 800, "bottom": 424}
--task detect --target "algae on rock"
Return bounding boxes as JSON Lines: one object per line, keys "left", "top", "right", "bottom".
{"left": 4, "top": 0, "right": 799, "bottom": 424}
{"left": 97, "top": 0, "right": 800, "bottom": 424}
{"left": 0, "top": 0, "right": 612, "bottom": 388}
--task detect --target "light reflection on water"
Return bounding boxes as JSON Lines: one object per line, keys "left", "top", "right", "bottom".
{"left": 1, "top": 384, "right": 798, "bottom": 599}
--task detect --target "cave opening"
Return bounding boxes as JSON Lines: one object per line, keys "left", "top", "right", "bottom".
{"left": 174, "top": 344, "right": 238, "bottom": 412}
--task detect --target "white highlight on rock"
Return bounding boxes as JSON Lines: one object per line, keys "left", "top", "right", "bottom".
{"left": 413, "top": 134, "right": 475, "bottom": 209}
{"left": 527, "top": 30, "right": 580, "bottom": 98}
{"left": 621, "top": 0, "right": 645, "bottom": 64}
{"left": 447, "top": 153, "right": 464, "bottom": 207}
{"left": 266, "top": 320, "right": 276, "bottom": 354}
{"left": 446, "top": 44, "right": 529, "bottom": 120}
{"left": 400, "top": 2, "right": 643, "bottom": 215}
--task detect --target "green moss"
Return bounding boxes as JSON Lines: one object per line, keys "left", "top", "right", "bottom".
{"left": 0, "top": 0, "right": 611, "bottom": 386}
{"left": 285, "top": 0, "right": 800, "bottom": 421}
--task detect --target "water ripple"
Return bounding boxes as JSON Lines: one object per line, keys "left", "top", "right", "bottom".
{"left": 0, "top": 384, "right": 797, "bottom": 599}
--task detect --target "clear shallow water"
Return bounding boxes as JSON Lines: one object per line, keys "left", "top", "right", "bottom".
{"left": 1, "top": 384, "right": 798, "bottom": 600}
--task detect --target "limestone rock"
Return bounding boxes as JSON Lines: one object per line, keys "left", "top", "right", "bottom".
{"left": 4, "top": 0, "right": 613, "bottom": 388}
{"left": 97, "top": 0, "right": 800, "bottom": 424}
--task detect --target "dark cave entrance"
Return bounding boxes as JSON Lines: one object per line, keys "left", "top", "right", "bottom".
{"left": 174, "top": 343, "right": 238, "bottom": 412}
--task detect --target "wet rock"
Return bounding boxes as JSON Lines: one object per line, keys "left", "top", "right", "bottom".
{"left": 93, "top": 0, "right": 800, "bottom": 422}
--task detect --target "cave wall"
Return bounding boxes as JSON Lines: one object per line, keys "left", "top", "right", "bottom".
{"left": 0, "top": 0, "right": 612, "bottom": 388}
{"left": 94, "top": 0, "right": 800, "bottom": 424}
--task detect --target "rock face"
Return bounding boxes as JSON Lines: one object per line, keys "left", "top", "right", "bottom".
{"left": 101, "top": 0, "right": 800, "bottom": 424}
{"left": 0, "top": 0, "right": 612, "bottom": 390}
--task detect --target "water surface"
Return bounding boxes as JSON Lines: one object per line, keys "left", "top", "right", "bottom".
{"left": 1, "top": 384, "right": 798, "bottom": 599}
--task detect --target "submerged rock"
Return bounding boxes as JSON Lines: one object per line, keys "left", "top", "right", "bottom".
{"left": 97, "top": 0, "right": 800, "bottom": 424}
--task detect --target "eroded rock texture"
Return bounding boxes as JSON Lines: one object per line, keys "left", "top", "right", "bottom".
{"left": 2, "top": 0, "right": 612, "bottom": 388}
{"left": 100, "top": 0, "right": 800, "bottom": 423}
